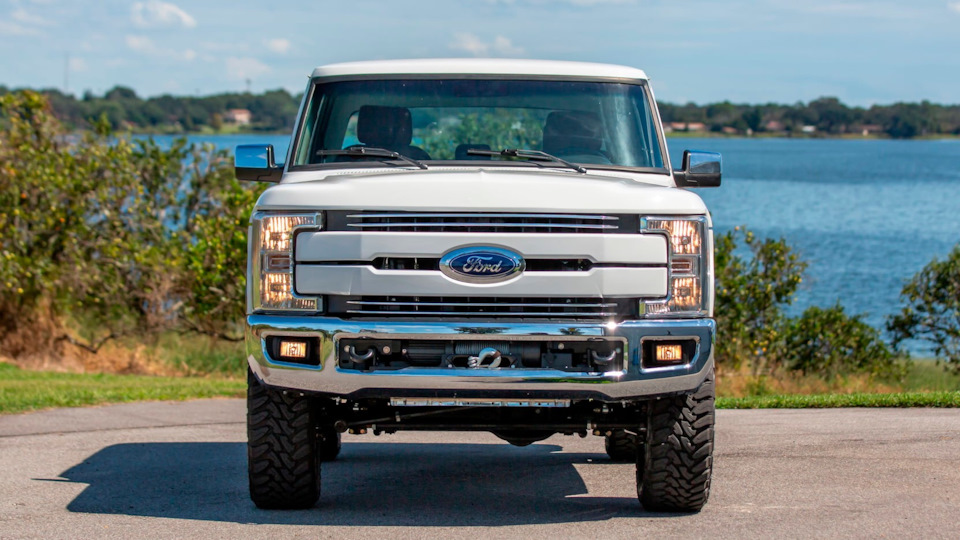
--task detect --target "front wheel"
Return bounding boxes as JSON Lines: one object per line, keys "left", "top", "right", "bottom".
{"left": 638, "top": 367, "right": 715, "bottom": 512}
{"left": 247, "top": 369, "right": 321, "bottom": 509}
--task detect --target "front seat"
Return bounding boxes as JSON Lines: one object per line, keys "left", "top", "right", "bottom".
{"left": 541, "top": 111, "right": 610, "bottom": 164}
{"left": 356, "top": 105, "right": 431, "bottom": 160}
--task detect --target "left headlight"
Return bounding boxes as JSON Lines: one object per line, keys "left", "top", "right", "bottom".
{"left": 639, "top": 216, "right": 710, "bottom": 317}
{"left": 250, "top": 212, "right": 322, "bottom": 312}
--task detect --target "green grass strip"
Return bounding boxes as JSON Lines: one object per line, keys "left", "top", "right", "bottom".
{"left": 4, "top": 362, "right": 960, "bottom": 415}
{"left": 718, "top": 391, "right": 960, "bottom": 409}
{"left": 0, "top": 362, "right": 244, "bottom": 415}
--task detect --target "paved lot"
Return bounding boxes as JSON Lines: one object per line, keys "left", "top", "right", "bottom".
{"left": 0, "top": 400, "right": 959, "bottom": 539}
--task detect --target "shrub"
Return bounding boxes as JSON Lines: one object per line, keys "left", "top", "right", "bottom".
{"left": 713, "top": 227, "right": 806, "bottom": 371}
{"left": 0, "top": 90, "right": 258, "bottom": 358}
{"left": 782, "top": 305, "right": 905, "bottom": 379}
{"left": 888, "top": 245, "right": 960, "bottom": 372}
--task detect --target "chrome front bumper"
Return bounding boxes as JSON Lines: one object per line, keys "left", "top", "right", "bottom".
{"left": 246, "top": 315, "right": 714, "bottom": 402}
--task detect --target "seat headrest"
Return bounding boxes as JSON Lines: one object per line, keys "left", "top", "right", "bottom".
{"left": 542, "top": 111, "right": 603, "bottom": 154}
{"left": 357, "top": 105, "right": 413, "bottom": 148}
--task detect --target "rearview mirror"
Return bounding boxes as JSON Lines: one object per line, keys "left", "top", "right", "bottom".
{"left": 673, "top": 150, "right": 721, "bottom": 188}
{"left": 235, "top": 144, "right": 283, "bottom": 183}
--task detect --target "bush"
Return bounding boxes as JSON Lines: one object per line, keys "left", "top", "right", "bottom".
{"left": 0, "top": 90, "right": 259, "bottom": 359}
{"left": 714, "top": 227, "right": 905, "bottom": 381}
{"left": 887, "top": 245, "right": 960, "bottom": 372}
{"left": 782, "top": 305, "right": 905, "bottom": 379}
{"left": 713, "top": 227, "right": 806, "bottom": 371}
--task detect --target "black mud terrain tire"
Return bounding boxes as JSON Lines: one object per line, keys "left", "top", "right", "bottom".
{"left": 605, "top": 430, "right": 641, "bottom": 462}
{"left": 247, "top": 369, "right": 321, "bottom": 509}
{"left": 638, "top": 367, "right": 715, "bottom": 512}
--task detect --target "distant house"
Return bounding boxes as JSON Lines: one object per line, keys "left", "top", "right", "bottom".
{"left": 764, "top": 120, "right": 785, "bottom": 132}
{"left": 801, "top": 125, "right": 816, "bottom": 134}
{"left": 861, "top": 124, "right": 882, "bottom": 136}
{"left": 224, "top": 108, "right": 252, "bottom": 125}
{"left": 721, "top": 126, "right": 738, "bottom": 135}
{"left": 669, "top": 122, "right": 705, "bottom": 132}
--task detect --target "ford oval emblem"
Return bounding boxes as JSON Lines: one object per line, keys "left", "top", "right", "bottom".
{"left": 439, "top": 246, "right": 525, "bottom": 284}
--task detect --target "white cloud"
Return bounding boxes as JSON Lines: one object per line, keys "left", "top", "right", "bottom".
{"left": 225, "top": 56, "right": 271, "bottom": 81}
{"left": 264, "top": 38, "right": 291, "bottom": 54}
{"left": 131, "top": 1, "right": 196, "bottom": 29}
{"left": 450, "top": 33, "right": 525, "bottom": 57}
{"left": 949, "top": 2, "right": 960, "bottom": 13}
{"left": 0, "top": 20, "right": 40, "bottom": 36}
{"left": 0, "top": 6, "right": 52, "bottom": 35}
{"left": 11, "top": 8, "right": 53, "bottom": 26}
{"left": 491, "top": 36, "right": 524, "bottom": 56}
{"left": 125, "top": 34, "right": 196, "bottom": 61}
{"left": 68, "top": 57, "right": 87, "bottom": 72}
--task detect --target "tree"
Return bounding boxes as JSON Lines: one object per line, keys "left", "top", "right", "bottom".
{"left": 713, "top": 227, "right": 806, "bottom": 372}
{"left": 888, "top": 245, "right": 960, "bottom": 372}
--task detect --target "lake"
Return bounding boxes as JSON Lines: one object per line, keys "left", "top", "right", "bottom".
{"left": 161, "top": 134, "right": 960, "bottom": 339}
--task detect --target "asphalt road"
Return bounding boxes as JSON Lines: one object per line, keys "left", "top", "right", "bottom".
{"left": 1, "top": 401, "right": 958, "bottom": 539}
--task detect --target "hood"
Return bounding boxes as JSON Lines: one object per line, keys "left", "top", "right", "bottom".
{"left": 255, "top": 168, "right": 708, "bottom": 215}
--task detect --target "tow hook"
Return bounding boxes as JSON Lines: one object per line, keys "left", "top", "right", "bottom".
{"left": 347, "top": 345, "right": 375, "bottom": 364}
{"left": 590, "top": 349, "right": 618, "bottom": 367}
{"left": 468, "top": 347, "right": 502, "bottom": 369}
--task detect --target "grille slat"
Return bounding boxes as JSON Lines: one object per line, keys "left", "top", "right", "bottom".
{"left": 328, "top": 211, "right": 634, "bottom": 234}
{"left": 346, "top": 301, "right": 617, "bottom": 308}
{"left": 330, "top": 296, "right": 635, "bottom": 320}
{"left": 347, "top": 222, "right": 618, "bottom": 230}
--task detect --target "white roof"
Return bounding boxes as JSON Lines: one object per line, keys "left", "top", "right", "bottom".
{"left": 310, "top": 58, "right": 648, "bottom": 80}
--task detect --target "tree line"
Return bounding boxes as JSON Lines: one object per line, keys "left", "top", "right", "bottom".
{"left": 0, "top": 85, "right": 958, "bottom": 138}
{"left": 658, "top": 97, "right": 960, "bottom": 138}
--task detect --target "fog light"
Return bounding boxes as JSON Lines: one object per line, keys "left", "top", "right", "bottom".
{"left": 656, "top": 344, "right": 683, "bottom": 363}
{"left": 279, "top": 340, "right": 307, "bottom": 359}
{"left": 642, "top": 339, "right": 696, "bottom": 369}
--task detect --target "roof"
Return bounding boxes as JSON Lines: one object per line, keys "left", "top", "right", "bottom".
{"left": 310, "top": 58, "right": 648, "bottom": 80}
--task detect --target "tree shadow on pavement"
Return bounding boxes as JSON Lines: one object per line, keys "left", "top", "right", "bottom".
{"left": 58, "top": 441, "right": 652, "bottom": 526}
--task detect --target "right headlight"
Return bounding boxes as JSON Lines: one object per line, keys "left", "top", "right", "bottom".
{"left": 639, "top": 216, "right": 710, "bottom": 317}
{"left": 250, "top": 212, "right": 322, "bottom": 312}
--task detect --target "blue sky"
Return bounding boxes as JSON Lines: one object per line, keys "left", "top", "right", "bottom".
{"left": 1, "top": 0, "right": 959, "bottom": 105}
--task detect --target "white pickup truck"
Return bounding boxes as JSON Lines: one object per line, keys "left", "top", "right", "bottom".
{"left": 236, "top": 58, "right": 721, "bottom": 512}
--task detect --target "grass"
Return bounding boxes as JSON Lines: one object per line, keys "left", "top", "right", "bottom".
{"left": 718, "top": 391, "right": 960, "bottom": 409}
{"left": 903, "top": 359, "right": 960, "bottom": 392}
{"left": 0, "top": 362, "right": 244, "bottom": 415}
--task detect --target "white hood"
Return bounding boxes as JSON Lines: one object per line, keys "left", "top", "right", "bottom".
{"left": 255, "top": 168, "right": 708, "bottom": 215}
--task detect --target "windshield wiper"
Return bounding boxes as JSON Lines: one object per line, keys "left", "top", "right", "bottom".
{"left": 316, "top": 147, "right": 428, "bottom": 170}
{"left": 467, "top": 148, "right": 587, "bottom": 174}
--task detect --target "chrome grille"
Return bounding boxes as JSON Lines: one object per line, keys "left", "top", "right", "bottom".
{"left": 327, "top": 296, "right": 636, "bottom": 320}
{"left": 326, "top": 212, "right": 636, "bottom": 234}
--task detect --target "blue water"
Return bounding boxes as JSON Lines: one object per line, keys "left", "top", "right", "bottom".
{"left": 166, "top": 134, "right": 960, "bottom": 336}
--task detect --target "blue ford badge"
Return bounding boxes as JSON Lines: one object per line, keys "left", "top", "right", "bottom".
{"left": 439, "top": 246, "right": 525, "bottom": 283}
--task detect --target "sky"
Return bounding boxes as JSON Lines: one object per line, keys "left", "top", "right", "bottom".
{"left": 1, "top": 0, "right": 959, "bottom": 105}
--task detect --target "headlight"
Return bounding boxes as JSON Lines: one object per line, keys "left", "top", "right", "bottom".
{"left": 640, "top": 216, "right": 709, "bottom": 317}
{"left": 250, "top": 212, "right": 322, "bottom": 312}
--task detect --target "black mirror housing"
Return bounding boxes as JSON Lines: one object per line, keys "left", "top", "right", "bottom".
{"left": 235, "top": 144, "right": 283, "bottom": 183}
{"left": 674, "top": 150, "right": 721, "bottom": 188}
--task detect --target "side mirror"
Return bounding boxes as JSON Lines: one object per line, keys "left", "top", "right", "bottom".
{"left": 673, "top": 150, "right": 721, "bottom": 188}
{"left": 235, "top": 144, "right": 283, "bottom": 183}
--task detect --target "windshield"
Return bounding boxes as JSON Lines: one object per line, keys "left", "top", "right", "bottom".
{"left": 291, "top": 79, "right": 665, "bottom": 171}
